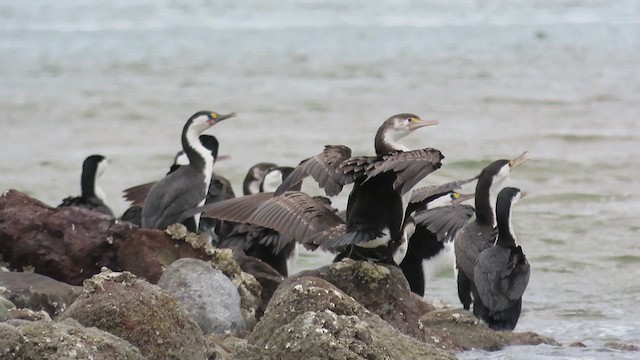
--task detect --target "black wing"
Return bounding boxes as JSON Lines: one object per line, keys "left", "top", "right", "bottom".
{"left": 363, "top": 148, "right": 444, "bottom": 195}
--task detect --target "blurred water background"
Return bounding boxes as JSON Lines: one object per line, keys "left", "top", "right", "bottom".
{"left": 1, "top": 1, "right": 639, "bottom": 358}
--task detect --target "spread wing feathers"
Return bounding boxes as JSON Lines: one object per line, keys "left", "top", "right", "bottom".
{"left": 410, "top": 176, "right": 478, "bottom": 204}
{"left": 474, "top": 246, "right": 530, "bottom": 313}
{"left": 123, "top": 181, "right": 156, "bottom": 206}
{"left": 364, "top": 148, "right": 444, "bottom": 194}
{"left": 275, "top": 145, "right": 356, "bottom": 197}
{"left": 248, "top": 191, "right": 345, "bottom": 244}
{"left": 183, "top": 191, "right": 344, "bottom": 245}
{"left": 180, "top": 192, "right": 275, "bottom": 223}
{"left": 413, "top": 204, "right": 475, "bottom": 243}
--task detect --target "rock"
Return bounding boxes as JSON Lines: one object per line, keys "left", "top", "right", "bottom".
{"left": 116, "top": 227, "right": 211, "bottom": 284}
{"left": 237, "top": 276, "right": 455, "bottom": 360}
{"left": 286, "top": 258, "right": 425, "bottom": 340}
{"left": 232, "top": 250, "right": 284, "bottom": 320}
{"left": 210, "top": 248, "right": 262, "bottom": 331}
{"left": 204, "top": 334, "right": 235, "bottom": 360}
{"left": 0, "top": 189, "right": 135, "bottom": 285}
{"left": 569, "top": 341, "right": 587, "bottom": 347}
{"left": 0, "top": 318, "right": 145, "bottom": 360}
{"left": 0, "top": 271, "right": 82, "bottom": 317}
{"left": 8, "top": 308, "right": 52, "bottom": 322}
{"left": 157, "top": 258, "right": 246, "bottom": 335}
{"left": 58, "top": 269, "right": 207, "bottom": 360}
{"left": 604, "top": 341, "right": 639, "bottom": 351}
{"left": 420, "top": 308, "right": 559, "bottom": 351}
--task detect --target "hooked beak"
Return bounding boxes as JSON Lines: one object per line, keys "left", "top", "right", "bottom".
{"left": 509, "top": 151, "right": 530, "bottom": 168}
{"left": 408, "top": 119, "right": 439, "bottom": 131}
{"left": 210, "top": 112, "right": 237, "bottom": 124}
{"left": 452, "top": 193, "right": 475, "bottom": 204}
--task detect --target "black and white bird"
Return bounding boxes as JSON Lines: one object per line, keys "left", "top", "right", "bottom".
{"left": 473, "top": 187, "right": 530, "bottom": 331}
{"left": 272, "top": 113, "right": 443, "bottom": 263}
{"left": 454, "top": 152, "right": 529, "bottom": 311}
{"left": 120, "top": 134, "right": 230, "bottom": 226}
{"left": 399, "top": 178, "right": 477, "bottom": 297}
{"left": 58, "top": 154, "right": 114, "bottom": 216}
{"left": 140, "top": 110, "right": 236, "bottom": 232}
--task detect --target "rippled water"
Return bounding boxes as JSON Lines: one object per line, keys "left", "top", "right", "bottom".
{"left": 1, "top": 1, "right": 639, "bottom": 358}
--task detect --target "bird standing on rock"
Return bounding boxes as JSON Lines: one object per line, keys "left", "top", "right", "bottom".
{"left": 58, "top": 154, "right": 114, "bottom": 216}
{"left": 454, "top": 151, "right": 529, "bottom": 311}
{"left": 141, "top": 110, "right": 236, "bottom": 232}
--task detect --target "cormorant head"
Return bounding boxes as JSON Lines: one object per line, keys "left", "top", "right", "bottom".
{"left": 83, "top": 155, "right": 108, "bottom": 179}
{"left": 376, "top": 113, "right": 438, "bottom": 153}
{"left": 187, "top": 110, "right": 236, "bottom": 134}
{"left": 478, "top": 151, "right": 530, "bottom": 192}
{"left": 243, "top": 162, "right": 278, "bottom": 195}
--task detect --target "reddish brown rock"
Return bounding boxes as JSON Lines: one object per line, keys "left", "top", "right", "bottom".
{"left": 0, "top": 189, "right": 135, "bottom": 285}
{"left": 284, "top": 258, "right": 425, "bottom": 341}
{"left": 117, "top": 228, "right": 210, "bottom": 283}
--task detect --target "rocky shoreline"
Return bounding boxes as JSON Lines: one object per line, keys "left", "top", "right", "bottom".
{"left": 0, "top": 189, "right": 636, "bottom": 359}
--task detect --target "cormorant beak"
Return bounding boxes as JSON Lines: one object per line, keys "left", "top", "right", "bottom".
{"left": 408, "top": 119, "right": 439, "bottom": 131}
{"left": 452, "top": 192, "right": 475, "bottom": 204}
{"left": 209, "top": 112, "right": 237, "bottom": 124}
{"left": 520, "top": 191, "right": 529, "bottom": 199}
{"left": 509, "top": 151, "right": 530, "bottom": 168}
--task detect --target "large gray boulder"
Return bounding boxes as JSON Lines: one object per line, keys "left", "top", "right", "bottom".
{"left": 58, "top": 269, "right": 207, "bottom": 360}
{"left": 0, "top": 318, "right": 145, "bottom": 360}
{"left": 236, "top": 276, "right": 455, "bottom": 360}
{"left": 157, "top": 258, "right": 246, "bottom": 335}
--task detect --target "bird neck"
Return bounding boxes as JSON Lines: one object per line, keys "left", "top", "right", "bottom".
{"left": 81, "top": 164, "right": 104, "bottom": 201}
{"left": 496, "top": 197, "right": 517, "bottom": 247}
{"left": 375, "top": 128, "right": 409, "bottom": 155}
{"left": 474, "top": 175, "right": 496, "bottom": 227}
{"left": 182, "top": 123, "right": 214, "bottom": 178}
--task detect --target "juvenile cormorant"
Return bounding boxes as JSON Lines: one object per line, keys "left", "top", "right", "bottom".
{"left": 58, "top": 154, "right": 114, "bottom": 216}
{"left": 141, "top": 110, "right": 235, "bottom": 232}
{"left": 454, "top": 152, "right": 529, "bottom": 310}
{"left": 473, "top": 187, "right": 530, "bottom": 331}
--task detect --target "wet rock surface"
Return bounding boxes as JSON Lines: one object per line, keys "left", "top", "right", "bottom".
{"left": 420, "top": 308, "right": 559, "bottom": 351}
{"left": 58, "top": 270, "right": 208, "bottom": 360}
{"left": 157, "top": 258, "right": 246, "bottom": 335}
{"left": 0, "top": 318, "right": 145, "bottom": 360}
{"left": 287, "top": 258, "right": 425, "bottom": 340}
{"left": 237, "top": 276, "right": 455, "bottom": 360}
{"left": 0, "top": 271, "right": 82, "bottom": 317}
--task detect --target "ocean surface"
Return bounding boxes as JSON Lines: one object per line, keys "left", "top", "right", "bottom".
{"left": 1, "top": 1, "right": 639, "bottom": 358}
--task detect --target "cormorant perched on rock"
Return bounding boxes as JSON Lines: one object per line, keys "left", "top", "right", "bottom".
{"left": 473, "top": 187, "right": 530, "bottom": 331}
{"left": 140, "top": 110, "right": 235, "bottom": 232}
{"left": 186, "top": 114, "right": 442, "bottom": 266}
{"left": 454, "top": 152, "right": 529, "bottom": 310}
{"left": 58, "top": 154, "right": 114, "bottom": 216}
{"left": 120, "top": 135, "right": 232, "bottom": 226}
